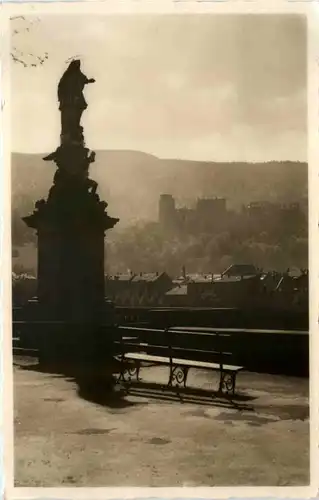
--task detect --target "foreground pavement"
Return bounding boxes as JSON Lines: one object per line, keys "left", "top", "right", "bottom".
{"left": 13, "top": 359, "right": 309, "bottom": 487}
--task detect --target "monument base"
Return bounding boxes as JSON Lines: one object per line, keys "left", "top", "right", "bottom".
{"left": 22, "top": 183, "right": 119, "bottom": 378}
{"left": 23, "top": 183, "right": 118, "bottom": 322}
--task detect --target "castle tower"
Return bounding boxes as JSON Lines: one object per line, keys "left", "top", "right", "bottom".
{"left": 159, "top": 194, "right": 176, "bottom": 229}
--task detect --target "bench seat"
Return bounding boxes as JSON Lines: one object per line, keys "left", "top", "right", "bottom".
{"left": 124, "top": 352, "right": 243, "bottom": 372}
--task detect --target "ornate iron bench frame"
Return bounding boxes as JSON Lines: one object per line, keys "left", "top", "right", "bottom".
{"left": 116, "top": 326, "right": 244, "bottom": 396}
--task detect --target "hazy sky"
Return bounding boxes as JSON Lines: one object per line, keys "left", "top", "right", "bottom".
{"left": 11, "top": 14, "right": 307, "bottom": 162}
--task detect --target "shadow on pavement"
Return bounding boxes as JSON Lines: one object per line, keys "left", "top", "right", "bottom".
{"left": 14, "top": 358, "right": 255, "bottom": 411}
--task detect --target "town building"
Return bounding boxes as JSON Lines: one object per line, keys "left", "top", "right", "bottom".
{"left": 105, "top": 272, "right": 173, "bottom": 306}
{"left": 221, "top": 264, "right": 261, "bottom": 278}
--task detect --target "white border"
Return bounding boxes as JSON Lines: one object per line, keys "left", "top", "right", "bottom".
{"left": 1, "top": 1, "right": 318, "bottom": 499}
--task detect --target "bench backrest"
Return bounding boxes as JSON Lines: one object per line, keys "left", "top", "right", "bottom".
{"left": 167, "top": 327, "right": 233, "bottom": 368}
{"left": 115, "top": 325, "right": 235, "bottom": 368}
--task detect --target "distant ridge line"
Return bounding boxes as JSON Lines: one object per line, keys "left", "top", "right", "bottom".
{"left": 11, "top": 151, "right": 307, "bottom": 165}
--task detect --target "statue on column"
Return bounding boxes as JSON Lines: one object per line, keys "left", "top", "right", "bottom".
{"left": 57, "top": 59, "right": 95, "bottom": 145}
{"left": 43, "top": 59, "right": 98, "bottom": 195}
{"left": 25, "top": 59, "right": 119, "bottom": 231}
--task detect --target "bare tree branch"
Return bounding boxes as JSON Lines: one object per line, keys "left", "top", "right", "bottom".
{"left": 11, "top": 17, "right": 49, "bottom": 68}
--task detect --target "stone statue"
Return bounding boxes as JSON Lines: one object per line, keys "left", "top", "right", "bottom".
{"left": 28, "top": 58, "right": 119, "bottom": 235}
{"left": 44, "top": 144, "right": 97, "bottom": 193}
{"left": 58, "top": 59, "right": 95, "bottom": 144}
{"left": 43, "top": 59, "right": 99, "bottom": 194}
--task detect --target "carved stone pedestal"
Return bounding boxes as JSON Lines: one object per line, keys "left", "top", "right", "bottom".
{"left": 24, "top": 188, "right": 117, "bottom": 323}
{"left": 23, "top": 186, "right": 119, "bottom": 379}
{"left": 24, "top": 184, "right": 117, "bottom": 323}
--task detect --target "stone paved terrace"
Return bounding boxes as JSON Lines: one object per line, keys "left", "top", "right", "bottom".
{"left": 13, "top": 359, "right": 309, "bottom": 487}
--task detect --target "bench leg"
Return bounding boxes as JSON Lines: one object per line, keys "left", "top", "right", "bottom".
{"left": 168, "top": 365, "right": 174, "bottom": 387}
{"left": 129, "top": 361, "right": 141, "bottom": 382}
{"left": 183, "top": 367, "right": 190, "bottom": 388}
{"left": 117, "top": 367, "right": 129, "bottom": 384}
{"left": 218, "top": 371, "right": 236, "bottom": 396}
{"left": 232, "top": 374, "right": 237, "bottom": 395}
{"left": 168, "top": 365, "right": 189, "bottom": 389}
{"left": 117, "top": 361, "right": 140, "bottom": 384}
{"left": 116, "top": 357, "right": 127, "bottom": 384}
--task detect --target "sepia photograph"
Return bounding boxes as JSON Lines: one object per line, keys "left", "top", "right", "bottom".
{"left": 6, "top": 6, "right": 311, "bottom": 490}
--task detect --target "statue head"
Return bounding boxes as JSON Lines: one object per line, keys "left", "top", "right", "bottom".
{"left": 68, "top": 59, "right": 81, "bottom": 71}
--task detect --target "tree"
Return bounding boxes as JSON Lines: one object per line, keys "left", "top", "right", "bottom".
{"left": 11, "top": 16, "right": 49, "bottom": 68}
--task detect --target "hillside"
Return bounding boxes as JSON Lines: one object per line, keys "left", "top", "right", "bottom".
{"left": 12, "top": 151, "right": 308, "bottom": 226}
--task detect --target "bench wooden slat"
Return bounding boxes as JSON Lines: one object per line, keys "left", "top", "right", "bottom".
{"left": 172, "top": 357, "right": 243, "bottom": 371}
{"left": 116, "top": 342, "right": 169, "bottom": 352}
{"left": 117, "top": 339, "right": 233, "bottom": 358}
{"left": 123, "top": 352, "right": 243, "bottom": 372}
{"left": 170, "top": 326, "right": 308, "bottom": 336}
{"left": 170, "top": 345, "right": 232, "bottom": 356}
{"left": 123, "top": 353, "right": 170, "bottom": 364}
{"left": 118, "top": 325, "right": 308, "bottom": 336}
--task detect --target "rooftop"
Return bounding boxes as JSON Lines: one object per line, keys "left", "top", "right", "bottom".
{"left": 105, "top": 274, "right": 134, "bottom": 282}
{"left": 131, "top": 272, "right": 165, "bottom": 283}
{"left": 166, "top": 285, "right": 188, "bottom": 296}
{"left": 214, "top": 275, "right": 258, "bottom": 284}
{"left": 222, "top": 264, "right": 260, "bottom": 277}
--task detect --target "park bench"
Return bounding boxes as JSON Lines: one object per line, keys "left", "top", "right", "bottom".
{"left": 115, "top": 325, "right": 244, "bottom": 395}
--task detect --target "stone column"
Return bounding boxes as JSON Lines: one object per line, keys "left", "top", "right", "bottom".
{"left": 22, "top": 60, "right": 119, "bottom": 378}
{"left": 24, "top": 196, "right": 117, "bottom": 323}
